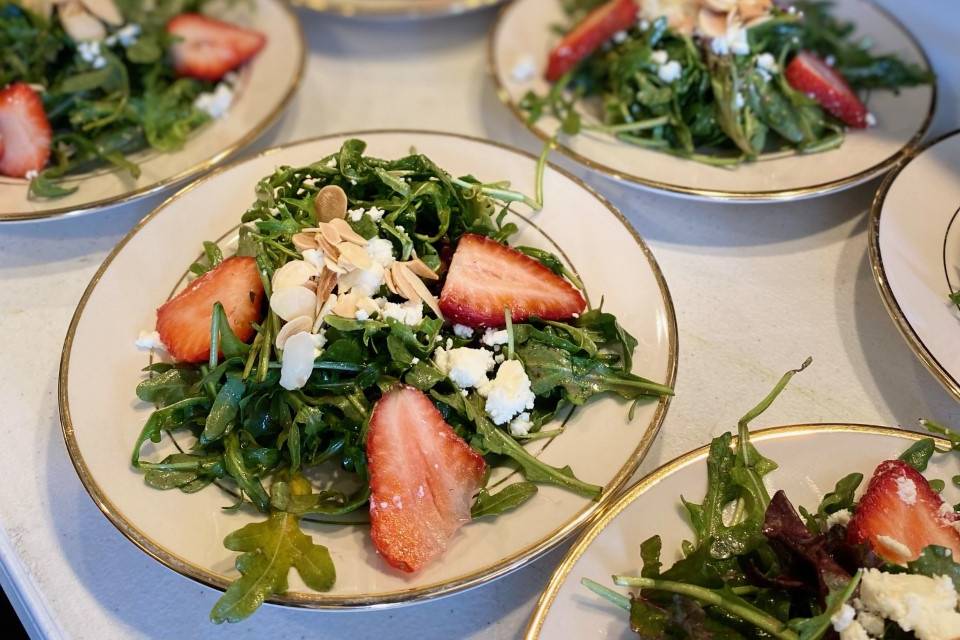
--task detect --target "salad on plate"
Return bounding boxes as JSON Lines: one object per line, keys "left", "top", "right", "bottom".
{"left": 584, "top": 361, "right": 960, "bottom": 640}
{"left": 523, "top": 0, "right": 933, "bottom": 166}
{"left": 0, "top": 0, "right": 265, "bottom": 197}
{"left": 130, "top": 139, "right": 673, "bottom": 622}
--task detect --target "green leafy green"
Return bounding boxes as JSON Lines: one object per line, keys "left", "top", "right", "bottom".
{"left": 471, "top": 482, "right": 538, "bottom": 518}
{"left": 900, "top": 438, "right": 937, "bottom": 471}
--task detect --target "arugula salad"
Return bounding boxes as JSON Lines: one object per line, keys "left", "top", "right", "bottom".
{"left": 585, "top": 361, "right": 960, "bottom": 640}
{"left": 0, "top": 0, "right": 265, "bottom": 197}
{"left": 131, "top": 139, "right": 672, "bottom": 622}
{"left": 523, "top": 0, "right": 933, "bottom": 167}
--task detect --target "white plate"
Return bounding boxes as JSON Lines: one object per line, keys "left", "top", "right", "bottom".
{"left": 870, "top": 129, "right": 960, "bottom": 401}
{"left": 59, "top": 130, "right": 677, "bottom": 609}
{"left": 292, "top": 0, "right": 504, "bottom": 19}
{"left": 526, "top": 424, "right": 955, "bottom": 638}
{"left": 0, "top": 0, "right": 305, "bottom": 222}
{"left": 489, "top": 0, "right": 935, "bottom": 202}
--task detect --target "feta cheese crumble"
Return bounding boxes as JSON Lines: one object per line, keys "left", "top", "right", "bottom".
{"left": 865, "top": 112, "right": 877, "bottom": 127}
{"left": 452, "top": 324, "right": 475, "bottom": 339}
{"left": 612, "top": 30, "right": 628, "bottom": 44}
{"left": 77, "top": 41, "right": 106, "bottom": 69}
{"left": 711, "top": 24, "right": 749, "bottom": 56}
{"left": 895, "top": 476, "right": 917, "bottom": 505}
{"left": 860, "top": 569, "right": 960, "bottom": 640}
{"left": 193, "top": 82, "right": 234, "bottom": 119}
{"left": 479, "top": 360, "right": 536, "bottom": 425}
{"left": 135, "top": 329, "right": 166, "bottom": 351}
{"left": 831, "top": 603, "right": 856, "bottom": 632}
{"left": 480, "top": 328, "right": 508, "bottom": 347}
{"left": 650, "top": 50, "right": 669, "bottom": 65}
{"left": 825, "top": 508, "right": 852, "bottom": 528}
{"left": 511, "top": 55, "right": 537, "bottom": 82}
{"left": 434, "top": 347, "right": 495, "bottom": 389}
{"left": 381, "top": 300, "right": 423, "bottom": 326}
{"left": 657, "top": 60, "right": 682, "bottom": 83}
{"left": 509, "top": 412, "right": 532, "bottom": 437}
{"left": 24, "top": 169, "right": 38, "bottom": 181}
{"left": 105, "top": 23, "right": 141, "bottom": 47}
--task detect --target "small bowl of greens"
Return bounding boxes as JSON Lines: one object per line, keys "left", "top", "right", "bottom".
{"left": 0, "top": 0, "right": 304, "bottom": 221}
{"left": 527, "top": 360, "right": 960, "bottom": 639}
{"left": 490, "top": 0, "right": 935, "bottom": 201}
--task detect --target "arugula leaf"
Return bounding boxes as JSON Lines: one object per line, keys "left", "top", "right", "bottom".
{"left": 803, "top": 472, "right": 862, "bottom": 532}
{"left": 906, "top": 546, "right": 960, "bottom": 590}
{"left": 200, "top": 375, "right": 245, "bottom": 445}
{"left": 899, "top": 438, "right": 937, "bottom": 471}
{"left": 210, "top": 478, "right": 335, "bottom": 623}
{"left": 471, "top": 482, "right": 538, "bottom": 518}
{"left": 788, "top": 571, "right": 861, "bottom": 640}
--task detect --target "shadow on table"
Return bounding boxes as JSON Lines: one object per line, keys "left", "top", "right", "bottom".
{"left": 45, "top": 382, "right": 552, "bottom": 640}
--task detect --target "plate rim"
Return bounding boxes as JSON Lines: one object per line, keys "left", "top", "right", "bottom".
{"left": 868, "top": 128, "right": 960, "bottom": 403}
{"left": 57, "top": 128, "right": 679, "bottom": 609}
{"left": 524, "top": 422, "right": 945, "bottom": 638}
{"left": 292, "top": 0, "right": 503, "bottom": 18}
{"left": 0, "top": 0, "right": 307, "bottom": 223}
{"left": 487, "top": 0, "right": 937, "bottom": 203}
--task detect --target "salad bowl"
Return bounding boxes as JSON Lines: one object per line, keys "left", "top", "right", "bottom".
{"left": 291, "top": 0, "right": 505, "bottom": 19}
{"left": 870, "top": 129, "right": 960, "bottom": 403}
{"left": 526, "top": 423, "right": 959, "bottom": 638}
{"left": 0, "top": 0, "right": 305, "bottom": 222}
{"left": 59, "top": 130, "right": 677, "bottom": 613}
{"left": 489, "top": 0, "right": 935, "bottom": 202}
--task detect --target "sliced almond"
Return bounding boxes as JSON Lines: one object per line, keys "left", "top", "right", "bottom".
{"left": 393, "top": 262, "right": 444, "bottom": 320}
{"left": 316, "top": 268, "right": 337, "bottom": 303}
{"left": 332, "top": 292, "right": 359, "bottom": 318}
{"left": 292, "top": 232, "right": 319, "bottom": 253}
{"left": 737, "top": 0, "right": 770, "bottom": 20}
{"left": 702, "top": 0, "right": 736, "bottom": 12}
{"left": 313, "top": 293, "right": 337, "bottom": 332}
{"left": 390, "top": 263, "right": 421, "bottom": 303}
{"left": 324, "top": 257, "right": 348, "bottom": 275}
{"left": 270, "top": 286, "right": 317, "bottom": 322}
{"left": 697, "top": 7, "right": 728, "bottom": 38}
{"left": 314, "top": 185, "right": 348, "bottom": 223}
{"left": 272, "top": 259, "right": 319, "bottom": 293}
{"left": 403, "top": 258, "right": 438, "bottom": 280}
{"left": 329, "top": 218, "right": 367, "bottom": 246}
{"left": 80, "top": 0, "right": 122, "bottom": 25}
{"left": 384, "top": 264, "right": 399, "bottom": 295}
{"left": 337, "top": 242, "right": 373, "bottom": 270}
{"left": 275, "top": 315, "right": 313, "bottom": 350}
{"left": 316, "top": 234, "right": 341, "bottom": 262}
{"left": 59, "top": 1, "right": 106, "bottom": 41}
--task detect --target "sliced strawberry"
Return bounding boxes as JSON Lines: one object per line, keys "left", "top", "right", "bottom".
{"left": 156, "top": 256, "right": 264, "bottom": 363}
{"left": 847, "top": 459, "right": 960, "bottom": 564}
{"left": 367, "top": 385, "right": 486, "bottom": 573}
{"left": 545, "top": 0, "right": 639, "bottom": 82}
{"left": 0, "top": 83, "right": 51, "bottom": 178}
{"left": 166, "top": 13, "right": 266, "bottom": 82}
{"left": 438, "top": 233, "right": 586, "bottom": 328}
{"left": 785, "top": 51, "right": 868, "bottom": 128}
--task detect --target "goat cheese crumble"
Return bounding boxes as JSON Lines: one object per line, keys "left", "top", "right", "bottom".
{"left": 193, "top": 82, "right": 234, "bottom": 119}
{"left": 479, "top": 360, "right": 536, "bottom": 425}
{"left": 434, "top": 347, "right": 495, "bottom": 389}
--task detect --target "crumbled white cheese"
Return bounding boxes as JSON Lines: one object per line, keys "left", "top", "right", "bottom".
{"left": 857, "top": 611, "right": 885, "bottom": 637}
{"left": 734, "top": 91, "right": 745, "bottom": 109}
{"left": 509, "top": 412, "right": 532, "bottom": 437}
{"left": 832, "top": 604, "right": 856, "bottom": 632}
{"left": 77, "top": 41, "right": 106, "bottom": 69}
{"left": 866, "top": 112, "right": 877, "bottom": 127}
{"left": 347, "top": 208, "right": 364, "bottom": 221}
{"left": 434, "top": 347, "right": 495, "bottom": 389}
{"left": 453, "top": 324, "right": 475, "bottom": 339}
{"left": 511, "top": 55, "right": 537, "bottom": 82}
{"left": 354, "top": 296, "right": 379, "bottom": 321}
{"left": 711, "top": 23, "right": 750, "bottom": 56}
{"left": 657, "top": 60, "right": 682, "bottom": 83}
{"left": 279, "top": 331, "right": 317, "bottom": 390}
{"left": 895, "top": 476, "right": 917, "bottom": 505}
{"left": 839, "top": 621, "right": 870, "bottom": 640}
{"left": 481, "top": 328, "right": 509, "bottom": 347}
{"left": 366, "top": 237, "right": 395, "bottom": 267}
{"left": 479, "top": 360, "right": 536, "bottom": 425}
{"left": 825, "top": 54, "right": 837, "bottom": 66}
{"left": 105, "top": 23, "right": 141, "bottom": 47}
{"left": 860, "top": 569, "right": 960, "bottom": 640}
{"left": 826, "top": 508, "right": 852, "bottom": 529}
{"left": 135, "top": 329, "right": 166, "bottom": 351}
{"left": 381, "top": 300, "right": 423, "bottom": 326}
{"left": 612, "top": 30, "right": 628, "bottom": 44}
{"left": 301, "top": 248, "right": 325, "bottom": 270}
{"left": 494, "top": 353, "right": 505, "bottom": 364}
{"left": 650, "top": 50, "right": 669, "bottom": 65}
{"left": 875, "top": 535, "right": 912, "bottom": 561}
{"left": 756, "top": 52, "right": 778, "bottom": 72}
{"left": 339, "top": 262, "right": 386, "bottom": 297}
{"left": 24, "top": 169, "right": 38, "bottom": 180}
{"left": 638, "top": 19, "right": 649, "bottom": 30}
{"left": 193, "top": 82, "right": 234, "bottom": 119}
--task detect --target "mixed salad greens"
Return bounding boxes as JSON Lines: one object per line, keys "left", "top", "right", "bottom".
{"left": 0, "top": 0, "right": 262, "bottom": 197}
{"left": 523, "top": 0, "right": 933, "bottom": 167}
{"left": 585, "top": 360, "right": 960, "bottom": 640}
{"left": 131, "top": 139, "right": 672, "bottom": 622}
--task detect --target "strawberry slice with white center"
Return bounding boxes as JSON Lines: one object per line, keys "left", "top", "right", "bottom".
{"left": 167, "top": 13, "right": 266, "bottom": 82}
{"left": 545, "top": 0, "right": 639, "bottom": 82}
{"left": 367, "top": 385, "right": 486, "bottom": 573}
{"left": 785, "top": 51, "right": 869, "bottom": 128}
{"left": 847, "top": 459, "right": 960, "bottom": 564}
{"left": 0, "top": 83, "right": 51, "bottom": 178}
{"left": 438, "top": 233, "right": 586, "bottom": 328}
{"left": 156, "top": 256, "right": 264, "bottom": 363}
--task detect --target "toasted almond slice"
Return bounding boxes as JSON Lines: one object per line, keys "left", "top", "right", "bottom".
{"left": 316, "top": 268, "right": 337, "bottom": 303}
{"left": 332, "top": 292, "right": 359, "bottom": 318}
{"left": 337, "top": 242, "right": 373, "bottom": 270}
{"left": 394, "top": 263, "right": 444, "bottom": 320}
{"left": 324, "top": 257, "right": 348, "bottom": 275}
{"left": 81, "top": 0, "right": 122, "bottom": 24}
{"left": 391, "top": 263, "right": 421, "bottom": 303}
{"left": 60, "top": 1, "right": 106, "bottom": 41}
{"left": 403, "top": 258, "right": 438, "bottom": 280}
{"left": 316, "top": 234, "right": 341, "bottom": 261}
{"left": 697, "top": 7, "right": 728, "bottom": 38}
{"left": 384, "top": 264, "right": 399, "bottom": 295}
{"left": 738, "top": 0, "right": 770, "bottom": 20}
{"left": 275, "top": 315, "right": 313, "bottom": 350}
{"left": 314, "top": 185, "right": 348, "bottom": 223}
{"left": 292, "top": 232, "right": 319, "bottom": 253}
{"left": 272, "top": 259, "right": 319, "bottom": 293}
{"left": 329, "top": 218, "right": 368, "bottom": 245}
{"left": 702, "top": 0, "right": 736, "bottom": 12}
{"left": 313, "top": 293, "right": 337, "bottom": 332}
{"left": 317, "top": 222, "right": 342, "bottom": 246}
{"left": 270, "top": 286, "right": 317, "bottom": 322}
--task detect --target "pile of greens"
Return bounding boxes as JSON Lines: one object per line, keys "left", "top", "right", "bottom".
{"left": 524, "top": 1, "right": 933, "bottom": 166}
{"left": 585, "top": 360, "right": 960, "bottom": 639}
{"left": 132, "top": 139, "right": 672, "bottom": 622}
{"left": 1, "top": 0, "right": 218, "bottom": 197}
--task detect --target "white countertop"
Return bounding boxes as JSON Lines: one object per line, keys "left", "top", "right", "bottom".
{"left": 1, "top": 2, "right": 959, "bottom": 638}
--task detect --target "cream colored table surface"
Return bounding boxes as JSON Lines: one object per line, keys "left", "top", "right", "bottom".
{"left": 1, "top": 3, "right": 958, "bottom": 638}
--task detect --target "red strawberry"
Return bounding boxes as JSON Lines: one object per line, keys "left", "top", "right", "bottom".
{"left": 0, "top": 83, "right": 51, "bottom": 178}
{"left": 167, "top": 14, "right": 266, "bottom": 82}
{"left": 785, "top": 51, "right": 869, "bottom": 128}
{"left": 156, "top": 256, "right": 264, "bottom": 363}
{"left": 367, "top": 385, "right": 486, "bottom": 573}
{"left": 438, "top": 233, "right": 586, "bottom": 328}
{"left": 847, "top": 459, "right": 960, "bottom": 564}
{"left": 545, "top": 0, "right": 639, "bottom": 82}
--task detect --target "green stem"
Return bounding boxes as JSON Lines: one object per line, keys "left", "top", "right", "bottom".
{"left": 505, "top": 307, "right": 515, "bottom": 360}
{"left": 533, "top": 136, "right": 556, "bottom": 210}
{"left": 450, "top": 177, "right": 539, "bottom": 211}
{"left": 581, "top": 578, "right": 630, "bottom": 611}
{"left": 611, "top": 576, "right": 798, "bottom": 640}
{"left": 585, "top": 116, "right": 670, "bottom": 134}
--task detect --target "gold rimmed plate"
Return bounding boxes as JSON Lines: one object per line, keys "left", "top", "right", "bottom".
{"left": 0, "top": 0, "right": 305, "bottom": 222}
{"left": 869, "top": 129, "right": 960, "bottom": 402}
{"left": 291, "top": 0, "right": 504, "bottom": 19}
{"left": 489, "top": 0, "right": 935, "bottom": 202}
{"left": 58, "top": 130, "right": 677, "bottom": 609}
{"left": 525, "top": 424, "right": 955, "bottom": 638}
